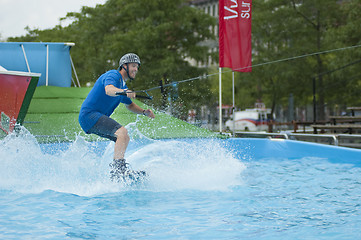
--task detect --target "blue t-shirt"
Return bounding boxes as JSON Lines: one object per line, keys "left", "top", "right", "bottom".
{"left": 78, "top": 70, "right": 132, "bottom": 133}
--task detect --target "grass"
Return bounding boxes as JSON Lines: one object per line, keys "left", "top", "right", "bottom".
{"left": 22, "top": 86, "right": 221, "bottom": 142}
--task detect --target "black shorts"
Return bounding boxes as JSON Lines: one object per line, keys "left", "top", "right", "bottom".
{"left": 88, "top": 115, "right": 122, "bottom": 142}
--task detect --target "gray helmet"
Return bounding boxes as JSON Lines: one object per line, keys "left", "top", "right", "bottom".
{"left": 119, "top": 53, "right": 141, "bottom": 67}
{"left": 118, "top": 53, "right": 141, "bottom": 81}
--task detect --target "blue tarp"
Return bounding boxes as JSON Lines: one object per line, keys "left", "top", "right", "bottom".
{"left": 0, "top": 42, "right": 73, "bottom": 87}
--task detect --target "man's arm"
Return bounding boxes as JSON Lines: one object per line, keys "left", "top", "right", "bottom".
{"left": 105, "top": 84, "right": 136, "bottom": 98}
{"left": 126, "top": 102, "right": 155, "bottom": 118}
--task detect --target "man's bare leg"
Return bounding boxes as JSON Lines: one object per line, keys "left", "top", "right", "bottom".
{"left": 114, "top": 127, "right": 130, "bottom": 160}
{"left": 110, "top": 126, "right": 146, "bottom": 182}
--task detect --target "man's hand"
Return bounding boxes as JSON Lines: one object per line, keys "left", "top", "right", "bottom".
{"left": 126, "top": 102, "right": 155, "bottom": 118}
{"left": 143, "top": 109, "right": 155, "bottom": 119}
{"left": 125, "top": 90, "right": 136, "bottom": 99}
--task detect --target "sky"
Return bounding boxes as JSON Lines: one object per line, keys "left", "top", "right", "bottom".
{"left": 0, "top": 0, "right": 107, "bottom": 40}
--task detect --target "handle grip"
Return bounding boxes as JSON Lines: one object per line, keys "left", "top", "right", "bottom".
{"left": 115, "top": 91, "right": 153, "bottom": 100}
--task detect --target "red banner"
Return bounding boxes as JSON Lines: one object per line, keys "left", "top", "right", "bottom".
{"left": 219, "top": 0, "right": 252, "bottom": 72}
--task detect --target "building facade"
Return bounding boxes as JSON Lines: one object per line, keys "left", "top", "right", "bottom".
{"left": 191, "top": 0, "right": 219, "bottom": 67}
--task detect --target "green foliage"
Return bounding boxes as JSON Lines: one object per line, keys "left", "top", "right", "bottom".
{"left": 9, "top": 0, "right": 216, "bottom": 115}
{"left": 239, "top": 0, "right": 361, "bottom": 117}
{"left": 323, "top": 0, "right": 361, "bottom": 107}
{"left": 7, "top": 0, "right": 361, "bottom": 120}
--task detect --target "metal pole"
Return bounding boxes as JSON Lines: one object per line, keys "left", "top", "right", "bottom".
{"left": 232, "top": 71, "right": 235, "bottom": 137}
{"left": 21, "top": 44, "right": 31, "bottom": 72}
{"left": 219, "top": 67, "right": 222, "bottom": 132}
{"left": 313, "top": 77, "right": 317, "bottom": 133}
{"left": 70, "top": 55, "right": 81, "bottom": 87}
{"left": 46, "top": 44, "right": 49, "bottom": 86}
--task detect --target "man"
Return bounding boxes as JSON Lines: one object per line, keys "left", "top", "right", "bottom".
{"left": 79, "top": 53, "right": 155, "bottom": 181}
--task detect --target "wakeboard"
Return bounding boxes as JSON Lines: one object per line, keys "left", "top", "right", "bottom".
{"left": 110, "top": 169, "right": 147, "bottom": 185}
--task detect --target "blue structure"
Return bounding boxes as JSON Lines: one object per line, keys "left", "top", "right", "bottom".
{"left": 0, "top": 42, "right": 76, "bottom": 87}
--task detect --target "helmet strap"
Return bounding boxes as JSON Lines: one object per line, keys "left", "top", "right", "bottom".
{"left": 122, "top": 63, "right": 134, "bottom": 81}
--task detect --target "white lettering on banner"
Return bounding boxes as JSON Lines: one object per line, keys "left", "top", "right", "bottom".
{"left": 241, "top": 1, "right": 251, "bottom": 19}
{"left": 224, "top": 0, "right": 251, "bottom": 20}
{"left": 224, "top": 0, "right": 238, "bottom": 20}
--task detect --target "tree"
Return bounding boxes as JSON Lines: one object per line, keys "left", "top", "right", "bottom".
{"left": 324, "top": 0, "right": 361, "bottom": 108}
{"left": 241, "top": 0, "right": 354, "bottom": 120}
{"left": 8, "top": 0, "right": 216, "bottom": 115}
{"left": 9, "top": 0, "right": 361, "bottom": 121}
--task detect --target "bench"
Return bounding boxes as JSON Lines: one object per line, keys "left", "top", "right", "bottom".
{"left": 329, "top": 116, "right": 361, "bottom": 124}
{"left": 311, "top": 124, "right": 361, "bottom": 134}
{"left": 293, "top": 120, "right": 329, "bottom": 133}
{"left": 347, "top": 107, "right": 361, "bottom": 116}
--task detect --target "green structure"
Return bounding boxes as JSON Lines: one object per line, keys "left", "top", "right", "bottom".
{"left": 23, "top": 86, "right": 220, "bottom": 142}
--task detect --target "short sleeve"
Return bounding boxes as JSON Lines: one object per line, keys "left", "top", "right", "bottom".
{"left": 104, "top": 71, "right": 121, "bottom": 88}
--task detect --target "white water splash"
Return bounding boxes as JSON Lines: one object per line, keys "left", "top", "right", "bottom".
{"left": 128, "top": 139, "right": 245, "bottom": 191}
{"left": 0, "top": 126, "right": 245, "bottom": 196}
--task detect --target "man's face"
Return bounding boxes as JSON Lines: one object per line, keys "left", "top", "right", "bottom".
{"left": 126, "top": 63, "right": 139, "bottom": 79}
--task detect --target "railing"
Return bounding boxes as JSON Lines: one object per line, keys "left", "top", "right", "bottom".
{"left": 337, "top": 134, "right": 361, "bottom": 148}
{"left": 233, "top": 131, "right": 361, "bottom": 148}
{"left": 235, "top": 131, "right": 288, "bottom": 139}
{"left": 289, "top": 133, "right": 338, "bottom": 146}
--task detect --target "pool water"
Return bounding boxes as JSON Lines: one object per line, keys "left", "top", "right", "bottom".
{"left": 1, "top": 128, "right": 361, "bottom": 239}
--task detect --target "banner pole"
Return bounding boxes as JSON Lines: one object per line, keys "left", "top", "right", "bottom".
{"left": 219, "top": 67, "right": 222, "bottom": 133}
{"left": 232, "top": 71, "right": 235, "bottom": 137}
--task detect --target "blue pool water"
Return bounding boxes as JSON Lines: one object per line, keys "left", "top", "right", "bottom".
{"left": 1, "top": 128, "right": 361, "bottom": 239}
